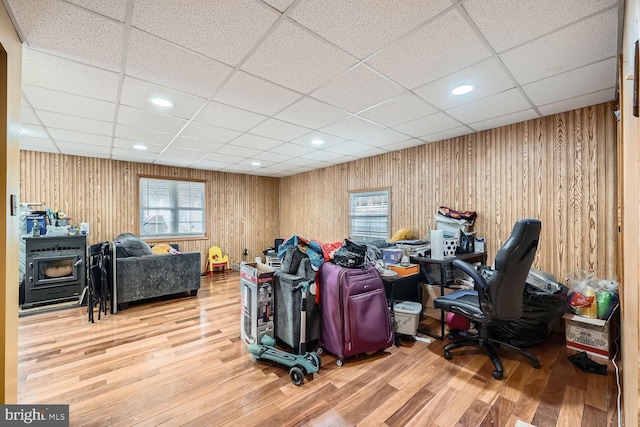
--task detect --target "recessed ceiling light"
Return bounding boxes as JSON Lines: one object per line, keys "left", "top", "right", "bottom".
{"left": 251, "top": 161, "right": 261, "bottom": 166}
{"left": 452, "top": 84, "right": 474, "bottom": 95}
{"left": 133, "top": 144, "right": 148, "bottom": 151}
{"left": 311, "top": 139, "right": 324, "bottom": 146}
{"left": 149, "top": 97, "right": 174, "bottom": 108}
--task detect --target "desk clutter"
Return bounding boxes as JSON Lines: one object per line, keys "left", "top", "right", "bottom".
{"left": 244, "top": 216, "right": 604, "bottom": 383}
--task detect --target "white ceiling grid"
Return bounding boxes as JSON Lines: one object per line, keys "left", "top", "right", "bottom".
{"left": 4, "top": 0, "right": 621, "bottom": 177}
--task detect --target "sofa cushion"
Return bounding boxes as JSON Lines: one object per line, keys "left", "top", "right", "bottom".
{"left": 114, "top": 233, "right": 153, "bottom": 257}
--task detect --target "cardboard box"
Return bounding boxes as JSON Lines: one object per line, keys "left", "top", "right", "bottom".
{"left": 389, "top": 263, "right": 419, "bottom": 277}
{"left": 393, "top": 301, "right": 422, "bottom": 336}
{"left": 563, "top": 304, "right": 618, "bottom": 359}
{"left": 240, "top": 262, "right": 275, "bottom": 344}
{"left": 382, "top": 248, "right": 404, "bottom": 265}
{"left": 421, "top": 283, "right": 455, "bottom": 319}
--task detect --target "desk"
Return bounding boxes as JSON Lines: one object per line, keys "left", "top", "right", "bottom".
{"left": 411, "top": 252, "right": 487, "bottom": 339}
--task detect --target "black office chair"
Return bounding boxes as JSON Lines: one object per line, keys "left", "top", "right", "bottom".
{"left": 433, "top": 219, "right": 542, "bottom": 379}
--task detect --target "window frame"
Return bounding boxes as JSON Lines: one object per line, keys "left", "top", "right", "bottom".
{"left": 348, "top": 187, "right": 391, "bottom": 242}
{"left": 138, "top": 175, "right": 208, "bottom": 242}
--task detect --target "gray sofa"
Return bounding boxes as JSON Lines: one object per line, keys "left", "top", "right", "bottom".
{"left": 112, "top": 234, "right": 201, "bottom": 312}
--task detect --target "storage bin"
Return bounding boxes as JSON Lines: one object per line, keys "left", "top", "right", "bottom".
{"left": 393, "top": 301, "right": 422, "bottom": 336}
{"left": 563, "top": 303, "right": 618, "bottom": 359}
{"left": 382, "top": 248, "right": 404, "bottom": 265}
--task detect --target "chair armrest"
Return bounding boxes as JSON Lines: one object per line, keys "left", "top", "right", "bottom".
{"left": 452, "top": 259, "right": 494, "bottom": 317}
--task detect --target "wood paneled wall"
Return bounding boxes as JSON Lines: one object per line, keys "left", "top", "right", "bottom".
{"left": 19, "top": 155, "right": 280, "bottom": 270}
{"left": 280, "top": 102, "right": 619, "bottom": 282}
{"left": 20, "top": 102, "right": 618, "bottom": 282}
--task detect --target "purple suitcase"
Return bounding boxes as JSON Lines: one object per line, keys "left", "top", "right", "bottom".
{"left": 319, "top": 262, "right": 394, "bottom": 365}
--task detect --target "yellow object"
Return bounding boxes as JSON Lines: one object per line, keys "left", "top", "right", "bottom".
{"left": 583, "top": 288, "right": 598, "bottom": 318}
{"left": 152, "top": 243, "right": 173, "bottom": 254}
{"left": 390, "top": 227, "right": 413, "bottom": 242}
{"left": 207, "top": 246, "right": 229, "bottom": 275}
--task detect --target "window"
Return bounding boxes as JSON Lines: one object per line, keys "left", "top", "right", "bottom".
{"left": 139, "top": 177, "right": 206, "bottom": 238}
{"left": 349, "top": 189, "right": 390, "bottom": 242}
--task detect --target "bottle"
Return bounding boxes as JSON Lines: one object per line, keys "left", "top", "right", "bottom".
{"left": 31, "top": 219, "right": 39, "bottom": 237}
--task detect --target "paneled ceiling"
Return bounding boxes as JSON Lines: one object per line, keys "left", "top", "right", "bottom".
{"left": 4, "top": 0, "right": 622, "bottom": 177}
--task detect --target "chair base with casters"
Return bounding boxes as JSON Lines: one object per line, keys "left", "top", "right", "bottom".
{"left": 434, "top": 219, "right": 543, "bottom": 380}
{"left": 442, "top": 320, "right": 541, "bottom": 380}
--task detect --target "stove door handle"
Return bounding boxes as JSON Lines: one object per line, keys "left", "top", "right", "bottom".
{"left": 74, "top": 259, "right": 83, "bottom": 267}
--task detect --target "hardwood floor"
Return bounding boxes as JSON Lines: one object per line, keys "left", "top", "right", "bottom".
{"left": 17, "top": 272, "right": 619, "bottom": 427}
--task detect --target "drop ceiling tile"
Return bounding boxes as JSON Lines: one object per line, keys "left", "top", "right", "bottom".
{"left": 113, "top": 138, "right": 165, "bottom": 153}
{"left": 242, "top": 19, "right": 357, "bottom": 94}
{"left": 290, "top": 131, "right": 345, "bottom": 149}
{"left": 222, "top": 164, "right": 256, "bottom": 173}
{"left": 50, "top": 129, "right": 112, "bottom": 146}
{"left": 192, "top": 159, "right": 233, "bottom": 170}
{"left": 161, "top": 147, "right": 204, "bottom": 160}
{"left": 249, "top": 118, "right": 310, "bottom": 142}
{"left": 111, "top": 147, "right": 156, "bottom": 159}
{"left": 20, "top": 107, "right": 39, "bottom": 126}
{"left": 7, "top": 0, "right": 123, "bottom": 71}
{"left": 393, "top": 112, "right": 460, "bottom": 138}
{"left": 464, "top": 0, "right": 616, "bottom": 52}
{"left": 230, "top": 134, "right": 284, "bottom": 151}
{"left": 117, "top": 105, "right": 187, "bottom": 135}
{"left": 172, "top": 136, "right": 224, "bottom": 153}
{"left": 37, "top": 110, "right": 113, "bottom": 135}
{"left": 500, "top": 8, "right": 618, "bottom": 85}
{"left": 268, "top": 142, "right": 316, "bottom": 157}
{"left": 415, "top": 58, "right": 515, "bottom": 110}
{"left": 538, "top": 88, "right": 616, "bottom": 117}
{"left": 301, "top": 150, "right": 354, "bottom": 163}
{"left": 154, "top": 156, "right": 195, "bottom": 167}
{"left": 22, "top": 48, "right": 120, "bottom": 102}
{"left": 202, "top": 152, "right": 245, "bottom": 164}
{"left": 470, "top": 109, "right": 540, "bottom": 132}
{"left": 321, "top": 116, "right": 385, "bottom": 140}
{"left": 66, "top": 0, "right": 128, "bottom": 21}
{"left": 326, "top": 141, "right": 379, "bottom": 156}
{"left": 357, "top": 93, "right": 439, "bottom": 127}
{"left": 446, "top": 89, "right": 531, "bottom": 124}
{"left": 214, "top": 71, "right": 303, "bottom": 116}
{"left": 263, "top": 0, "right": 295, "bottom": 13}
{"left": 522, "top": 58, "right": 617, "bottom": 107}
{"left": 421, "top": 126, "right": 473, "bottom": 143}
{"left": 19, "top": 124, "right": 48, "bottom": 139}
{"left": 180, "top": 121, "right": 241, "bottom": 144}
{"left": 366, "top": 9, "right": 492, "bottom": 89}
{"left": 215, "top": 144, "right": 261, "bottom": 158}
{"left": 281, "top": 156, "right": 331, "bottom": 168}
{"left": 115, "top": 124, "right": 174, "bottom": 145}
{"left": 23, "top": 85, "right": 115, "bottom": 121}
{"left": 311, "top": 64, "right": 405, "bottom": 113}
{"left": 289, "top": 0, "right": 450, "bottom": 59}
{"left": 132, "top": 0, "right": 279, "bottom": 66}
{"left": 354, "top": 128, "right": 411, "bottom": 147}
{"left": 20, "top": 136, "right": 59, "bottom": 152}
{"left": 126, "top": 29, "right": 234, "bottom": 98}
{"left": 275, "top": 97, "right": 349, "bottom": 129}
{"left": 120, "top": 77, "right": 207, "bottom": 119}
{"left": 252, "top": 151, "right": 290, "bottom": 163}
{"left": 383, "top": 138, "right": 428, "bottom": 152}
{"left": 111, "top": 149, "right": 155, "bottom": 162}
{"left": 55, "top": 140, "right": 112, "bottom": 155}
{"left": 194, "top": 101, "right": 267, "bottom": 132}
